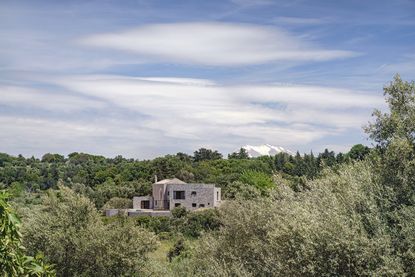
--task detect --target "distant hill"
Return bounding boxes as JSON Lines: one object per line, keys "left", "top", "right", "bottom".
{"left": 242, "top": 144, "right": 293, "bottom": 158}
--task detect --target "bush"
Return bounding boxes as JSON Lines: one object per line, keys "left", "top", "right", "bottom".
{"left": 0, "top": 191, "right": 54, "bottom": 276}
{"left": 174, "top": 209, "right": 222, "bottom": 238}
{"left": 135, "top": 216, "right": 172, "bottom": 234}
{"left": 167, "top": 237, "right": 186, "bottom": 262}
{"left": 174, "top": 162, "right": 405, "bottom": 276}
{"left": 171, "top": 206, "right": 188, "bottom": 218}
{"left": 223, "top": 181, "right": 262, "bottom": 200}
{"left": 239, "top": 170, "right": 275, "bottom": 194}
{"left": 102, "top": 197, "right": 132, "bottom": 209}
{"left": 22, "top": 186, "right": 158, "bottom": 276}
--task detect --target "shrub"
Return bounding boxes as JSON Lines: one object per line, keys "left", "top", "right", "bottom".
{"left": 22, "top": 186, "right": 158, "bottom": 276}
{"left": 239, "top": 170, "right": 274, "bottom": 194}
{"left": 174, "top": 162, "right": 405, "bottom": 276}
{"left": 102, "top": 197, "right": 132, "bottom": 209}
{"left": 0, "top": 191, "right": 54, "bottom": 276}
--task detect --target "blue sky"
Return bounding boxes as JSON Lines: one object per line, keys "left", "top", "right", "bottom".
{"left": 1, "top": 0, "right": 414, "bottom": 158}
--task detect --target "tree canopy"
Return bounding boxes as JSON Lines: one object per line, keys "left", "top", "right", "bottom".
{"left": 0, "top": 191, "right": 54, "bottom": 276}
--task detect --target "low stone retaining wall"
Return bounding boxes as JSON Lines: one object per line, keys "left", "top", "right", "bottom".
{"left": 105, "top": 209, "right": 172, "bottom": 217}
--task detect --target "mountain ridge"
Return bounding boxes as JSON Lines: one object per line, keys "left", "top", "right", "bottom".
{"left": 242, "top": 144, "right": 293, "bottom": 158}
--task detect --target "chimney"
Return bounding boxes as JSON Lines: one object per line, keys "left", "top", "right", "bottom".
{"left": 154, "top": 175, "right": 158, "bottom": 183}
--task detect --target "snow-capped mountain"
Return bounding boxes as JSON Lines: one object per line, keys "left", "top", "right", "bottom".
{"left": 242, "top": 144, "right": 293, "bottom": 158}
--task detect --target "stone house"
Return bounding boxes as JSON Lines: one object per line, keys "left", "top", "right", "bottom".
{"left": 133, "top": 178, "right": 221, "bottom": 211}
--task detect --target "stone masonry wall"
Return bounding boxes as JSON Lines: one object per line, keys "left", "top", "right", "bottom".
{"left": 167, "top": 184, "right": 220, "bottom": 211}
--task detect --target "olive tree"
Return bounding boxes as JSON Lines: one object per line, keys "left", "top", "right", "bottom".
{"left": 22, "top": 186, "right": 158, "bottom": 276}
{"left": 174, "top": 162, "right": 402, "bottom": 276}
{"left": 0, "top": 191, "right": 54, "bottom": 276}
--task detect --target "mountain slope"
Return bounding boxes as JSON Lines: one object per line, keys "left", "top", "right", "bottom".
{"left": 242, "top": 144, "right": 293, "bottom": 158}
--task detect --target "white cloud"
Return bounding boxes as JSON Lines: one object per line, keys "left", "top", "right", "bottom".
{"left": 0, "top": 85, "right": 105, "bottom": 112}
{"left": 273, "top": 16, "right": 327, "bottom": 25}
{"left": 378, "top": 55, "right": 415, "bottom": 77}
{"left": 0, "top": 115, "right": 171, "bottom": 158}
{"left": 321, "top": 144, "right": 355, "bottom": 154}
{"left": 0, "top": 74, "right": 382, "bottom": 157}
{"left": 51, "top": 75, "right": 379, "bottom": 143}
{"left": 79, "top": 22, "right": 358, "bottom": 66}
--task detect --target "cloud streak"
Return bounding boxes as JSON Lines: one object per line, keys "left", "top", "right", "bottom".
{"left": 80, "top": 22, "right": 359, "bottom": 66}
{"left": 6, "top": 74, "right": 376, "bottom": 156}
{"left": 0, "top": 66, "right": 383, "bottom": 157}
{"left": 0, "top": 85, "right": 105, "bottom": 112}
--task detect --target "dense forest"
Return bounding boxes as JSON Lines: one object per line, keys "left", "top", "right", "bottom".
{"left": 2, "top": 75, "right": 415, "bottom": 276}
{"left": 0, "top": 144, "right": 369, "bottom": 207}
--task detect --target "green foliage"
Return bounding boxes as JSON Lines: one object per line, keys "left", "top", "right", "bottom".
{"left": 366, "top": 74, "right": 415, "bottom": 146}
{"left": 41, "top": 154, "right": 64, "bottom": 164}
{"left": 228, "top": 148, "right": 249, "bottom": 159}
{"left": 363, "top": 75, "right": 415, "bottom": 273}
{"left": 152, "top": 155, "right": 189, "bottom": 180}
{"left": 239, "top": 170, "right": 275, "bottom": 193}
{"left": 174, "top": 209, "right": 222, "bottom": 238}
{"left": 22, "top": 186, "right": 158, "bottom": 276}
{"left": 7, "top": 181, "right": 25, "bottom": 198}
{"left": 193, "top": 148, "right": 223, "bottom": 162}
{"left": 0, "top": 146, "right": 350, "bottom": 207}
{"left": 224, "top": 181, "right": 262, "bottom": 200}
{"left": 174, "top": 162, "right": 404, "bottom": 276}
{"left": 171, "top": 206, "right": 188, "bottom": 218}
{"left": 0, "top": 191, "right": 55, "bottom": 276}
{"left": 133, "top": 208, "right": 222, "bottom": 239}
{"left": 172, "top": 75, "right": 415, "bottom": 276}
{"left": 348, "top": 144, "right": 370, "bottom": 161}
{"left": 72, "top": 180, "right": 151, "bottom": 208}
{"left": 102, "top": 197, "right": 132, "bottom": 209}
{"left": 167, "top": 237, "right": 186, "bottom": 262}
{"left": 135, "top": 216, "right": 172, "bottom": 234}
{"left": 365, "top": 75, "right": 415, "bottom": 207}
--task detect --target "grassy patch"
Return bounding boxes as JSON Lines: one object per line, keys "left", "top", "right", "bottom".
{"left": 149, "top": 239, "right": 174, "bottom": 265}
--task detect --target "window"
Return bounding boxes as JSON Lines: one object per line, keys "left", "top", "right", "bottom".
{"left": 192, "top": 203, "right": 197, "bottom": 207}
{"left": 173, "top": 191, "right": 185, "bottom": 200}
{"left": 141, "top": 200, "right": 150, "bottom": 209}
{"left": 208, "top": 203, "right": 210, "bottom": 205}
{"left": 217, "top": 191, "right": 219, "bottom": 200}
{"left": 191, "top": 191, "right": 197, "bottom": 196}
{"left": 199, "top": 204, "right": 205, "bottom": 208}
{"left": 175, "top": 203, "right": 181, "bottom": 207}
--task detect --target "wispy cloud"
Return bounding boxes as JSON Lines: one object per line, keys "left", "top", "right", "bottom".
{"left": 80, "top": 22, "right": 359, "bottom": 66}
{"left": 273, "top": 16, "right": 327, "bottom": 25}
{"left": 1, "top": 74, "right": 381, "bottom": 157}
{"left": 378, "top": 54, "right": 415, "bottom": 77}
{"left": 0, "top": 86, "right": 105, "bottom": 112}
{"left": 229, "top": 0, "right": 275, "bottom": 7}
{"left": 0, "top": 74, "right": 375, "bottom": 157}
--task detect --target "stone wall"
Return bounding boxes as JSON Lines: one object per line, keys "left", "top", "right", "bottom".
{"left": 167, "top": 184, "right": 221, "bottom": 211}
{"left": 132, "top": 196, "right": 153, "bottom": 209}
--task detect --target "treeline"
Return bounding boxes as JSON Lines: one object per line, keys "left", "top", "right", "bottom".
{"left": 0, "top": 144, "right": 369, "bottom": 206}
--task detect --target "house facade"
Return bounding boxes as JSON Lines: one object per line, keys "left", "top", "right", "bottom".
{"left": 133, "top": 178, "right": 221, "bottom": 211}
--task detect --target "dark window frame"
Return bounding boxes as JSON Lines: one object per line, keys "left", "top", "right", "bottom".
{"left": 173, "top": 191, "right": 186, "bottom": 200}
